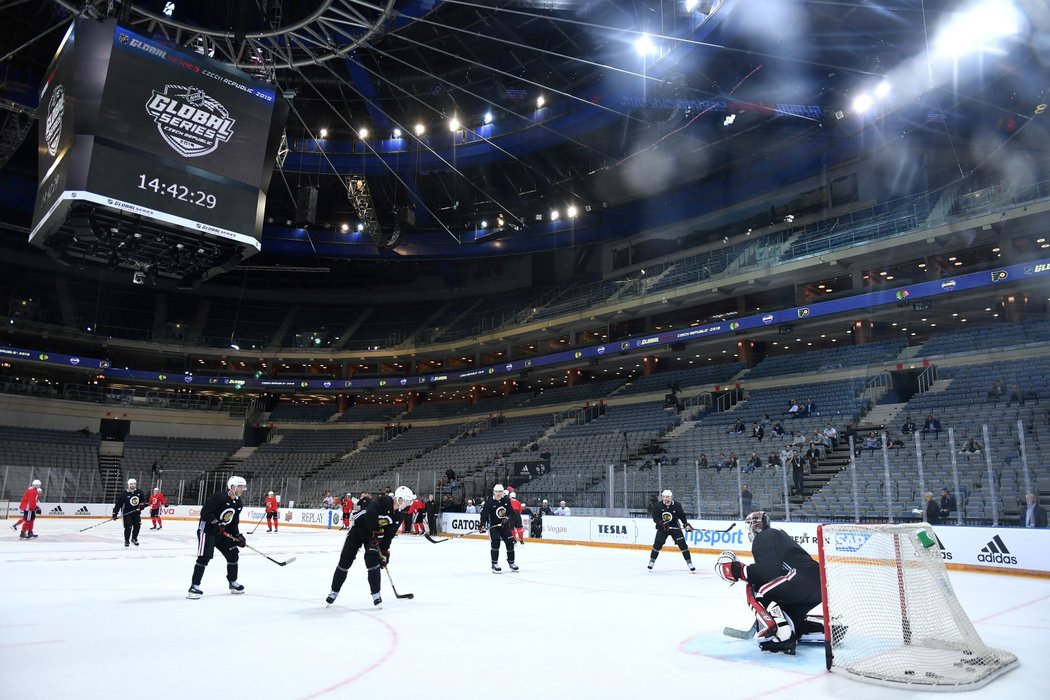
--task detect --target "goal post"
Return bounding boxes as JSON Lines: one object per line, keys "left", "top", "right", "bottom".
{"left": 817, "top": 522, "right": 1018, "bottom": 691}
{"left": 0, "top": 499, "right": 10, "bottom": 519}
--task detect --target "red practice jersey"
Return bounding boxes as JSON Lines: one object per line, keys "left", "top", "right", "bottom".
{"left": 342, "top": 497, "right": 354, "bottom": 514}
{"left": 149, "top": 492, "right": 168, "bottom": 509}
{"left": 19, "top": 486, "right": 39, "bottom": 511}
{"left": 265, "top": 495, "right": 279, "bottom": 513}
{"left": 409, "top": 499, "right": 425, "bottom": 515}
{"left": 510, "top": 497, "right": 522, "bottom": 514}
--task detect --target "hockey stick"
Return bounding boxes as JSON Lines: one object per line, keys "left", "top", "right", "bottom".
{"left": 79, "top": 514, "right": 133, "bottom": 532}
{"left": 248, "top": 514, "right": 268, "bottom": 535}
{"left": 383, "top": 565, "right": 414, "bottom": 599}
{"left": 723, "top": 621, "right": 758, "bottom": 639}
{"left": 424, "top": 531, "right": 476, "bottom": 543}
{"left": 222, "top": 532, "right": 296, "bottom": 567}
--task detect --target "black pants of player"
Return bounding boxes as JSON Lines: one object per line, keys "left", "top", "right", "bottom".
{"left": 755, "top": 568, "right": 822, "bottom": 636}
{"left": 650, "top": 529, "right": 692, "bottom": 564}
{"left": 488, "top": 525, "right": 515, "bottom": 564}
{"left": 266, "top": 511, "right": 279, "bottom": 529}
{"left": 191, "top": 525, "right": 239, "bottom": 586}
{"left": 330, "top": 527, "right": 382, "bottom": 595}
{"left": 122, "top": 511, "right": 142, "bottom": 544}
{"left": 427, "top": 513, "right": 437, "bottom": 534}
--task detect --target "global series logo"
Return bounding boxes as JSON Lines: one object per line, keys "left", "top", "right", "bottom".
{"left": 146, "top": 85, "right": 235, "bottom": 158}
{"left": 45, "top": 84, "right": 65, "bottom": 156}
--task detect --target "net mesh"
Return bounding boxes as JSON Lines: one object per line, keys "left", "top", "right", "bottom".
{"left": 818, "top": 523, "right": 1018, "bottom": 691}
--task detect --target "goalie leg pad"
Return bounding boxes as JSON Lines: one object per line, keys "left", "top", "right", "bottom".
{"left": 746, "top": 587, "right": 784, "bottom": 640}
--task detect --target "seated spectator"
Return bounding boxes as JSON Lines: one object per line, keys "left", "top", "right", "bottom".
{"left": 728, "top": 419, "right": 746, "bottom": 436}
{"left": 766, "top": 452, "right": 781, "bottom": 468}
{"left": 823, "top": 423, "right": 838, "bottom": 448}
{"left": 1007, "top": 382, "right": 1026, "bottom": 406}
{"left": 860, "top": 431, "right": 881, "bottom": 455}
{"left": 923, "top": 491, "right": 940, "bottom": 525}
{"left": 760, "top": 414, "right": 772, "bottom": 428}
{"left": 787, "top": 400, "right": 801, "bottom": 418}
{"left": 901, "top": 416, "right": 917, "bottom": 435}
{"left": 812, "top": 431, "right": 829, "bottom": 457}
{"left": 697, "top": 453, "right": 709, "bottom": 469}
{"left": 750, "top": 421, "right": 765, "bottom": 441}
{"left": 554, "top": 500, "right": 572, "bottom": 516}
{"left": 986, "top": 379, "right": 1004, "bottom": 403}
{"left": 745, "top": 452, "right": 761, "bottom": 473}
{"left": 715, "top": 452, "right": 729, "bottom": 473}
{"left": 959, "top": 435, "right": 982, "bottom": 455}
{"left": 779, "top": 444, "right": 794, "bottom": 467}
{"left": 771, "top": 422, "right": 785, "bottom": 439}
{"left": 727, "top": 452, "right": 739, "bottom": 470}
{"left": 803, "top": 399, "right": 817, "bottom": 417}
{"left": 938, "top": 488, "right": 956, "bottom": 521}
{"left": 921, "top": 415, "right": 942, "bottom": 437}
{"left": 792, "top": 432, "right": 807, "bottom": 448}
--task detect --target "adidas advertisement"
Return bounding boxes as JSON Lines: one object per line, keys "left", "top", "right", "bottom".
{"left": 977, "top": 533, "right": 1017, "bottom": 565}
{"left": 48, "top": 505, "right": 65, "bottom": 516}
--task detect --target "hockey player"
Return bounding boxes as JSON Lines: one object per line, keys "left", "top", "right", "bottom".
{"left": 148, "top": 487, "right": 168, "bottom": 530}
{"left": 17, "top": 480, "right": 41, "bottom": 539}
{"left": 113, "top": 478, "right": 146, "bottom": 547}
{"left": 479, "top": 484, "right": 518, "bottom": 573}
{"left": 509, "top": 489, "right": 525, "bottom": 545}
{"left": 648, "top": 490, "right": 695, "bottom": 572}
{"left": 187, "top": 476, "right": 248, "bottom": 599}
{"left": 411, "top": 495, "right": 427, "bottom": 534}
{"left": 325, "top": 485, "right": 414, "bottom": 608}
{"left": 716, "top": 511, "right": 825, "bottom": 655}
{"left": 340, "top": 492, "right": 354, "bottom": 530}
{"left": 265, "top": 491, "right": 280, "bottom": 532}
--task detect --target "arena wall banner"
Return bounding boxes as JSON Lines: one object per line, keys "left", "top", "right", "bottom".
{"left": 439, "top": 512, "right": 531, "bottom": 536}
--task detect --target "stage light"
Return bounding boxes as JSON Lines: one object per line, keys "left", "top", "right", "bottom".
{"left": 550, "top": 209, "right": 559, "bottom": 220}
{"left": 318, "top": 128, "right": 328, "bottom": 138}
{"left": 392, "top": 128, "right": 402, "bottom": 138}
{"left": 340, "top": 223, "right": 349, "bottom": 232}
{"left": 448, "top": 117, "right": 460, "bottom": 132}
{"left": 852, "top": 94, "right": 874, "bottom": 114}
{"left": 356, "top": 223, "right": 364, "bottom": 232}
{"left": 484, "top": 111, "right": 493, "bottom": 124}
{"left": 358, "top": 127, "right": 368, "bottom": 139}
{"left": 414, "top": 123, "right": 425, "bottom": 136}
{"left": 536, "top": 95, "right": 545, "bottom": 108}
{"left": 874, "top": 80, "right": 891, "bottom": 99}
{"left": 567, "top": 205, "right": 577, "bottom": 218}
{"left": 635, "top": 34, "right": 656, "bottom": 56}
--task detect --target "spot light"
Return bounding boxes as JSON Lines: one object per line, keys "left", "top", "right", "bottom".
{"left": 414, "top": 123, "right": 425, "bottom": 136}
{"left": 448, "top": 117, "right": 460, "bottom": 132}
{"left": 567, "top": 205, "right": 577, "bottom": 218}
{"left": 358, "top": 127, "right": 368, "bottom": 139}
{"left": 536, "top": 95, "right": 545, "bottom": 108}
{"left": 318, "top": 128, "right": 328, "bottom": 139}
{"left": 392, "top": 128, "right": 402, "bottom": 138}
{"left": 484, "top": 111, "right": 493, "bottom": 124}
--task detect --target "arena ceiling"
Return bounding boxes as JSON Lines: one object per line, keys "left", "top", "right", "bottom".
{"left": 1, "top": 0, "right": 1046, "bottom": 279}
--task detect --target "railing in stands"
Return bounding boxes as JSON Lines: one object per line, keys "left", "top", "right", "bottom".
{"left": 917, "top": 365, "right": 939, "bottom": 394}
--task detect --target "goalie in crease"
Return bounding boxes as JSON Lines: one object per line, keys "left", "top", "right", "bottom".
{"left": 716, "top": 511, "right": 828, "bottom": 655}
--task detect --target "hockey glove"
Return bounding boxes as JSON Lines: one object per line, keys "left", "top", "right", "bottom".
{"left": 684, "top": 523, "right": 694, "bottom": 532}
{"left": 35, "top": 507, "right": 41, "bottom": 515}
{"left": 379, "top": 548, "right": 390, "bottom": 567}
{"left": 112, "top": 514, "right": 119, "bottom": 520}
{"left": 233, "top": 533, "right": 247, "bottom": 548}
{"left": 718, "top": 560, "right": 745, "bottom": 582}
{"left": 215, "top": 525, "right": 226, "bottom": 539}
{"left": 477, "top": 527, "right": 487, "bottom": 536}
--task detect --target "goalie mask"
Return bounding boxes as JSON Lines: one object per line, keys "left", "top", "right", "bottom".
{"left": 745, "top": 511, "right": 769, "bottom": 541}
{"left": 393, "top": 485, "right": 415, "bottom": 509}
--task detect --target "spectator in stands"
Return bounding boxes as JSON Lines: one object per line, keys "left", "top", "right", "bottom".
{"left": 787, "top": 400, "right": 801, "bottom": 418}
{"left": 804, "top": 442, "right": 821, "bottom": 472}
{"left": 861, "top": 432, "right": 881, "bottom": 455}
{"left": 445, "top": 468, "right": 458, "bottom": 489}
{"left": 78, "top": 426, "right": 92, "bottom": 437}
{"left": 540, "top": 499, "right": 554, "bottom": 516}
{"left": 789, "top": 451, "right": 804, "bottom": 495}
{"left": 823, "top": 423, "right": 838, "bottom": 449}
{"left": 779, "top": 444, "right": 794, "bottom": 468}
{"left": 554, "top": 500, "right": 572, "bottom": 516}
{"left": 803, "top": 399, "right": 817, "bottom": 417}
{"left": 901, "top": 416, "right": 917, "bottom": 435}
{"left": 923, "top": 491, "right": 940, "bottom": 525}
{"left": 727, "top": 452, "right": 739, "bottom": 470}
{"left": 760, "top": 414, "right": 772, "bottom": 429}
{"left": 729, "top": 419, "right": 746, "bottom": 436}
{"left": 766, "top": 452, "right": 781, "bottom": 468}
{"left": 425, "top": 494, "right": 439, "bottom": 535}
{"left": 1007, "top": 382, "right": 1026, "bottom": 406}
{"left": 844, "top": 423, "right": 859, "bottom": 451}
{"left": 772, "top": 421, "right": 785, "bottom": 439}
{"left": 715, "top": 453, "right": 729, "bottom": 473}
{"left": 921, "top": 415, "right": 942, "bottom": 438}
{"left": 813, "top": 430, "right": 831, "bottom": 457}
{"left": 745, "top": 452, "right": 761, "bottom": 473}
{"left": 987, "top": 379, "right": 1004, "bottom": 403}
{"left": 1021, "top": 493, "right": 1047, "bottom": 528}
{"left": 751, "top": 421, "right": 765, "bottom": 442}
{"left": 792, "top": 432, "right": 807, "bottom": 448}
{"left": 959, "top": 435, "right": 983, "bottom": 455}
{"left": 741, "top": 485, "right": 753, "bottom": 513}
{"left": 939, "top": 488, "right": 957, "bottom": 521}
{"left": 697, "top": 453, "right": 709, "bottom": 470}
{"left": 465, "top": 499, "right": 477, "bottom": 514}
{"left": 322, "top": 492, "right": 335, "bottom": 509}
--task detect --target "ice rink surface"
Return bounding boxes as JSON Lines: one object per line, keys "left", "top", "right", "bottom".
{"left": 2, "top": 518, "right": 1047, "bottom": 699}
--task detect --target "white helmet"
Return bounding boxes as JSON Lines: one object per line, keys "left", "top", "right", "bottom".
{"left": 493, "top": 483, "right": 505, "bottom": 496}
{"left": 227, "top": 475, "right": 247, "bottom": 489}
{"left": 31, "top": 479, "right": 41, "bottom": 487}
{"left": 153, "top": 487, "right": 160, "bottom": 493}
{"left": 393, "top": 485, "right": 415, "bottom": 507}
{"left": 268, "top": 491, "right": 275, "bottom": 496}
{"left": 661, "top": 489, "right": 673, "bottom": 499}
{"left": 127, "top": 478, "right": 137, "bottom": 487}
{"left": 745, "top": 511, "right": 769, "bottom": 542}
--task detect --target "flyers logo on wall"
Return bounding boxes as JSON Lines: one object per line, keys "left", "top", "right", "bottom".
{"left": 45, "top": 84, "right": 65, "bottom": 156}
{"left": 146, "top": 85, "right": 236, "bottom": 158}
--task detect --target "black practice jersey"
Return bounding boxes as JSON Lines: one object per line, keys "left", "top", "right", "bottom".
{"left": 479, "top": 495, "right": 512, "bottom": 528}
{"left": 747, "top": 527, "right": 818, "bottom": 587}
{"left": 200, "top": 490, "right": 244, "bottom": 535}
{"left": 652, "top": 500, "right": 689, "bottom": 529}
{"left": 351, "top": 494, "right": 402, "bottom": 549}
{"left": 113, "top": 489, "right": 146, "bottom": 517}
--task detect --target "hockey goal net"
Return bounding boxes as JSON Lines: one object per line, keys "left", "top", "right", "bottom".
{"left": 817, "top": 523, "right": 1017, "bottom": 691}
{"left": 0, "top": 499, "right": 11, "bottom": 519}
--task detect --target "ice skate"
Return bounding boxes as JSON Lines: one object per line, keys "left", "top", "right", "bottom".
{"left": 759, "top": 634, "right": 797, "bottom": 655}
{"left": 647, "top": 559, "right": 655, "bottom": 570}
{"left": 372, "top": 592, "right": 383, "bottom": 609}
{"left": 228, "top": 581, "right": 245, "bottom": 594}
{"left": 325, "top": 591, "right": 338, "bottom": 605}
{"left": 508, "top": 562, "right": 519, "bottom": 572}
{"left": 132, "top": 539, "right": 139, "bottom": 546}
{"left": 491, "top": 563, "right": 502, "bottom": 574}
{"left": 186, "top": 586, "right": 203, "bottom": 600}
